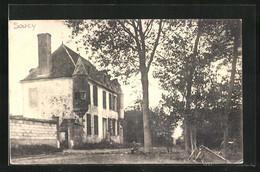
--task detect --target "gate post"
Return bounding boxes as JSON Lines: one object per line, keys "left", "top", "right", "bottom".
{"left": 67, "top": 118, "right": 74, "bottom": 149}
{"left": 52, "top": 116, "right": 60, "bottom": 148}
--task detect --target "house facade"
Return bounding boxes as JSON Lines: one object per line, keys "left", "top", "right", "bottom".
{"left": 20, "top": 33, "right": 124, "bottom": 148}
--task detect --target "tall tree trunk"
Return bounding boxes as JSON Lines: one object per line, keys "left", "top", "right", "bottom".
{"left": 141, "top": 70, "right": 152, "bottom": 152}
{"left": 190, "top": 127, "right": 194, "bottom": 151}
{"left": 184, "top": 20, "right": 202, "bottom": 153}
{"left": 223, "top": 21, "right": 241, "bottom": 158}
{"left": 193, "top": 127, "right": 197, "bottom": 150}
{"left": 184, "top": 120, "right": 190, "bottom": 153}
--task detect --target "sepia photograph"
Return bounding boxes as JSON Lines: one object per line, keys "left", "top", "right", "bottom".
{"left": 9, "top": 19, "right": 243, "bottom": 164}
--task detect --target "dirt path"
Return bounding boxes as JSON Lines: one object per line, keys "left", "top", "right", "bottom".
{"left": 11, "top": 152, "right": 186, "bottom": 164}
{"left": 10, "top": 147, "right": 189, "bottom": 164}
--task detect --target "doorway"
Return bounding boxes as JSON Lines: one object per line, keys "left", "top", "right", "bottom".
{"left": 103, "top": 118, "right": 107, "bottom": 139}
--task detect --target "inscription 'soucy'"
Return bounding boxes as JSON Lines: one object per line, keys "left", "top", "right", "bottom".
{"left": 13, "top": 22, "right": 36, "bottom": 30}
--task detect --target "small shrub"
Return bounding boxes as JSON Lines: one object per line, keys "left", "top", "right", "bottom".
{"left": 11, "top": 144, "right": 63, "bottom": 158}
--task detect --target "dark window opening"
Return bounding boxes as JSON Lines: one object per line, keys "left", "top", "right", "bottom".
{"left": 112, "top": 119, "right": 116, "bottom": 136}
{"left": 117, "top": 120, "right": 120, "bottom": 136}
{"left": 109, "top": 93, "right": 112, "bottom": 110}
{"left": 75, "top": 92, "right": 87, "bottom": 100}
{"left": 108, "top": 118, "right": 112, "bottom": 135}
{"left": 80, "top": 92, "right": 87, "bottom": 99}
{"left": 87, "top": 114, "right": 91, "bottom": 135}
{"left": 93, "top": 85, "right": 98, "bottom": 106}
{"left": 103, "top": 91, "right": 106, "bottom": 109}
{"left": 87, "top": 83, "right": 90, "bottom": 104}
{"left": 94, "top": 115, "right": 98, "bottom": 135}
{"left": 113, "top": 96, "right": 117, "bottom": 111}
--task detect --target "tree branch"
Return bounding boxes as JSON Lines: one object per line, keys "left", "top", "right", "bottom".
{"left": 118, "top": 20, "right": 141, "bottom": 53}
{"left": 144, "top": 20, "right": 154, "bottom": 37}
{"left": 147, "top": 19, "right": 163, "bottom": 72}
{"left": 131, "top": 20, "right": 143, "bottom": 58}
{"left": 137, "top": 19, "right": 146, "bottom": 57}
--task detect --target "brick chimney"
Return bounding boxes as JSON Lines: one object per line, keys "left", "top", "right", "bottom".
{"left": 37, "top": 33, "right": 51, "bottom": 75}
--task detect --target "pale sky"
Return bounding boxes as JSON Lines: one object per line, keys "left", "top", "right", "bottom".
{"left": 9, "top": 20, "right": 163, "bottom": 115}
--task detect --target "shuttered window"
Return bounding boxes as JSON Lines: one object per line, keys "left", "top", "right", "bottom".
{"left": 109, "top": 93, "right": 112, "bottom": 110}
{"left": 112, "top": 119, "right": 116, "bottom": 136}
{"left": 117, "top": 120, "right": 120, "bottom": 136}
{"left": 93, "top": 85, "right": 98, "bottom": 106}
{"left": 103, "top": 91, "right": 106, "bottom": 109}
{"left": 108, "top": 118, "right": 112, "bottom": 134}
{"left": 87, "top": 83, "right": 90, "bottom": 104}
{"left": 113, "top": 95, "right": 117, "bottom": 111}
{"left": 87, "top": 114, "right": 91, "bottom": 135}
{"left": 94, "top": 115, "right": 98, "bottom": 135}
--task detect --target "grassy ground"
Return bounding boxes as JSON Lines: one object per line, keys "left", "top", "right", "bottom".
{"left": 11, "top": 152, "right": 187, "bottom": 164}
{"left": 10, "top": 146, "right": 188, "bottom": 164}
{"left": 10, "top": 144, "right": 63, "bottom": 158}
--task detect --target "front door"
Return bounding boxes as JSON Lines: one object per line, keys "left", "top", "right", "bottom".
{"left": 103, "top": 118, "right": 107, "bottom": 139}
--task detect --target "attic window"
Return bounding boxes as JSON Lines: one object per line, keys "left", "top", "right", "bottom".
{"left": 74, "top": 92, "right": 87, "bottom": 100}
{"left": 80, "top": 92, "right": 87, "bottom": 99}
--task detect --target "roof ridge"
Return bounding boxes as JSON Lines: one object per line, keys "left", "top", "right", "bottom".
{"left": 22, "top": 43, "right": 122, "bottom": 93}
{"left": 62, "top": 44, "right": 76, "bottom": 66}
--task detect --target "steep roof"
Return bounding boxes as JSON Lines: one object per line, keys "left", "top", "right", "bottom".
{"left": 21, "top": 44, "right": 122, "bottom": 93}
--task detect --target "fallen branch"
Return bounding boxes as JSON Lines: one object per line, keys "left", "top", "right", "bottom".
{"left": 200, "top": 145, "right": 231, "bottom": 163}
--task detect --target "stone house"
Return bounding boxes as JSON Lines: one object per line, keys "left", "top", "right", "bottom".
{"left": 20, "top": 33, "right": 124, "bottom": 148}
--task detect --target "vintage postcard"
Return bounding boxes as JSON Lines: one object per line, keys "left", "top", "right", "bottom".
{"left": 9, "top": 19, "right": 243, "bottom": 164}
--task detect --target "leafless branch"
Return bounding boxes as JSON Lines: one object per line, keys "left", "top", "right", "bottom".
{"left": 144, "top": 20, "right": 154, "bottom": 37}
{"left": 147, "top": 19, "right": 163, "bottom": 72}
{"left": 118, "top": 20, "right": 141, "bottom": 53}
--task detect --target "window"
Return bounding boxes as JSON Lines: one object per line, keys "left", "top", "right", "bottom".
{"left": 87, "top": 114, "right": 91, "bottom": 135}
{"left": 113, "top": 95, "right": 117, "bottom": 111}
{"left": 103, "top": 91, "right": 106, "bottom": 109}
{"left": 74, "top": 92, "right": 87, "bottom": 100}
{"left": 87, "top": 83, "right": 90, "bottom": 104}
{"left": 108, "top": 118, "right": 112, "bottom": 135}
{"left": 93, "top": 85, "right": 98, "bottom": 106}
{"left": 29, "top": 88, "right": 38, "bottom": 108}
{"left": 80, "top": 92, "right": 87, "bottom": 99}
{"left": 94, "top": 115, "right": 98, "bottom": 135}
{"left": 112, "top": 119, "right": 116, "bottom": 136}
{"left": 109, "top": 93, "right": 112, "bottom": 110}
{"left": 117, "top": 120, "right": 120, "bottom": 136}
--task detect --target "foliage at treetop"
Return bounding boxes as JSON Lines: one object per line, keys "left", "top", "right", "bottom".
{"left": 153, "top": 19, "right": 242, "bottom": 153}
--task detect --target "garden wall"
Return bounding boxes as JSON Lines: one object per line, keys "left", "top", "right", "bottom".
{"left": 10, "top": 115, "right": 58, "bottom": 147}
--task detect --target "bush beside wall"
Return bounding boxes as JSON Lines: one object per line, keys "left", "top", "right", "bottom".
{"left": 11, "top": 144, "right": 63, "bottom": 158}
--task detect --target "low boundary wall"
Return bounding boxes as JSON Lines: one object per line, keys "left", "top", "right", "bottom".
{"left": 10, "top": 116, "right": 58, "bottom": 147}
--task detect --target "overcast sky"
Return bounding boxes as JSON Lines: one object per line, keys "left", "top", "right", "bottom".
{"left": 9, "top": 20, "right": 163, "bottom": 115}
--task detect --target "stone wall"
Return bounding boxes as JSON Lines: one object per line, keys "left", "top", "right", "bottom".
{"left": 10, "top": 115, "right": 58, "bottom": 147}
